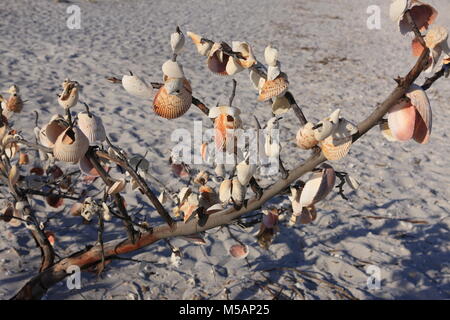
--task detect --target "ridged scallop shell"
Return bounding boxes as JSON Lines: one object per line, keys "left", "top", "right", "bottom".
{"left": 77, "top": 111, "right": 106, "bottom": 144}
{"left": 219, "top": 179, "right": 232, "bottom": 203}
{"left": 79, "top": 155, "right": 100, "bottom": 177}
{"left": 187, "top": 31, "right": 212, "bottom": 56}
{"left": 5, "top": 94, "right": 23, "bottom": 113}
{"left": 257, "top": 75, "right": 289, "bottom": 102}
{"left": 53, "top": 127, "right": 89, "bottom": 163}
{"left": 162, "top": 59, "right": 185, "bottom": 78}
{"left": 153, "top": 81, "right": 192, "bottom": 119}
{"left": 231, "top": 177, "right": 246, "bottom": 207}
{"left": 320, "top": 135, "right": 353, "bottom": 161}
{"left": 232, "top": 41, "right": 256, "bottom": 68}
{"left": 121, "top": 74, "right": 152, "bottom": 99}
{"left": 107, "top": 178, "right": 127, "bottom": 195}
{"left": 264, "top": 45, "right": 279, "bottom": 67}
{"left": 40, "top": 116, "right": 68, "bottom": 148}
{"left": 296, "top": 122, "right": 319, "bottom": 150}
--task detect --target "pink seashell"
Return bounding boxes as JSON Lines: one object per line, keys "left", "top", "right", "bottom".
{"left": 387, "top": 101, "right": 416, "bottom": 141}
{"left": 229, "top": 244, "right": 249, "bottom": 259}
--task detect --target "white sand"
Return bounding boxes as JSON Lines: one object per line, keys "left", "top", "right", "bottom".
{"left": 0, "top": 0, "right": 449, "bottom": 299}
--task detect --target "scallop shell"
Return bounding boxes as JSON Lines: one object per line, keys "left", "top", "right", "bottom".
{"left": 236, "top": 160, "right": 257, "bottom": 186}
{"left": 41, "top": 116, "right": 68, "bottom": 148}
{"left": 388, "top": 100, "right": 416, "bottom": 141}
{"left": 77, "top": 111, "right": 106, "bottom": 144}
{"left": 296, "top": 122, "right": 319, "bottom": 150}
{"left": 232, "top": 41, "right": 256, "bottom": 69}
{"left": 314, "top": 109, "right": 341, "bottom": 141}
{"left": 207, "top": 43, "right": 230, "bottom": 75}
{"left": 229, "top": 244, "right": 249, "bottom": 259}
{"left": 299, "top": 164, "right": 336, "bottom": 207}
{"left": 320, "top": 135, "right": 353, "bottom": 161}
{"left": 162, "top": 59, "right": 185, "bottom": 79}
{"left": 107, "top": 178, "right": 127, "bottom": 195}
{"left": 53, "top": 127, "right": 90, "bottom": 163}
{"left": 231, "top": 177, "right": 246, "bottom": 207}
{"left": 153, "top": 81, "right": 192, "bottom": 119}
{"left": 264, "top": 45, "right": 279, "bottom": 67}
{"left": 170, "top": 28, "right": 185, "bottom": 54}
{"left": 5, "top": 94, "right": 23, "bottom": 113}
{"left": 58, "top": 82, "right": 79, "bottom": 110}
{"left": 187, "top": 31, "right": 212, "bottom": 56}
{"left": 257, "top": 75, "right": 289, "bottom": 102}
{"left": 121, "top": 74, "right": 152, "bottom": 99}
{"left": 219, "top": 179, "right": 232, "bottom": 203}
{"left": 225, "top": 57, "right": 244, "bottom": 76}
{"left": 79, "top": 155, "right": 100, "bottom": 177}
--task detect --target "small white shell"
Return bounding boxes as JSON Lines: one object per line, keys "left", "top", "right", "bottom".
{"left": 170, "top": 28, "right": 185, "bottom": 54}
{"left": 53, "top": 127, "right": 89, "bottom": 163}
{"left": 58, "top": 82, "right": 79, "bottom": 110}
{"left": 162, "top": 60, "right": 185, "bottom": 78}
{"left": 267, "top": 64, "right": 281, "bottom": 81}
{"left": 389, "top": 0, "right": 408, "bottom": 22}
{"left": 77, "top": 111, "right": 106, "bottom": 145}
{"left": 108, "top": 178, "right": 127, "bottom": 195}
{"left": 219, "top": 179, "right": 232, "bottom": 203}
{"left": 225, "top": 57, "right": 244, "bottom": 76}
{"left": 299, "top": 164, "right": 336, "bottom": 207}
{"left": 264, "top": 45, "right": 279, "bottom": 67}
{"left": 296, "top": 122, "right": 319, "bottom": 150}
{"left": 164, "top": 78, "right": 184, "bottom": 95}
{"left": 231, "top": 177, "right": 246, "bottom": 206}
{"left": 187, "top": 31, "right": 212, "bottom": 56}
{"left": 232, "top": 41, "right": 256, "bottom": 68}
{"left": 121, "top": 74, "right": 153, "bottom": 99}
{"left": 236, "top": 161, "right": 257, "bottom": 186}
{"left": 314, "top": 109, "right": 341, "bottom": 141}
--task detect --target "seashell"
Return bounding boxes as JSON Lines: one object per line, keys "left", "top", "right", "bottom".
{"left": 79, "top": 155, "right": 100, "bottom": 177}
{"left": 41, "top": 116, "right": 68, "bottom": 148}
{"left": 236, "top": 160, "right": 257, "bottom": 186}
{"left": 207, "top": 43, "right": 230, "bottom": 75}
{"left": 407, "top": 84, "right": 432, "bottom": 144}
{"left": 232, "top": 41, "right": 256, "bottom": 69}
{"left": 231, "top": 177, "right": 246, "bottom": 207}
{"left": 272, "top": 95, "right": 291, "bottom": 115}
{"left": 219, "top": 179, "right": 232, "bottom": 203}
{"left": 320, "top": 135, "right": 353, "bottom": 161}
{"left": 9, "top": 165, "right": 20, "bottom": 185}
{"left": 18, "top": 152, "right": 29, "bottom": 165}
{"left": 121, "top": 74, "right": 153, "bottom": 99}
{"left": 162, "top": 59, "right": 185, "bottom": 79}
{"left": 299, "top": 205, "right": 317, "bottom": 224}
{"left": 170, "top": 26, "right": 185, "bottom": 54}
{"left": 296, "top": 122, "right": 319, "bottom": 150}
{"left": 8, "top": 207, "right": 22, "bottom": 228}
{"left": 45, "top": 231, "right": 56, "bottom": 246}
{"left": 379, "top": 120, "right": 398, "bottom": 142}
{"left": 77, "top": 111, "right": 106, "bottom": 145}
{"left": 194, "top": 170, "right": 209, "bottom": 185}
{"left": 314, "top": 109, "right": 341, "bottom": 141}
{"left": 206, "top": 203, "right": 223, "bottom": 214}
{"left": 225, "top": 57, "right": 244, "bottom": 76}
{"left": 345, "top": 175, "right": 360, "bottom": 190}
{"left": 299, "top": 164, "right": 336, "bottom": 208}
{"left": 58, "top": 80, "right": 79, "bottom": 110}
{"left": 107, "top": 178, "right": 127, "bottom": 195}
{"left": 5, "top": 94, "right": 23, "bottom": 113}
{"left": 425, "top": 26, "right": 448, "bottom": 49}
{"left": 212, "top": 109, "right": 242, "bottom": 151}
{"left": 388, "top": 100, "right": 416, "bottom": 141}
{"left": 46, "top": 194, "right": 64, "bottom": 208}
{"left": 153, "top": 80, "right": 192, "bottom": 119}
{"left": 208, "top": 106, "right": 241, "bottom": 119}
{"left": 187, "top": 31, "right": 213, "bottom": 56}
{"left": 53, "top": 126, "right": 90, "bottom": 163}
{"left": 398, "top": 0, "right": 438, "bottom": 35}
{"left": 178, "top": 187, "right": 192, "bottom": 204}
{"left": 390, "top": 0, "right": 408, "bottom": 22}
{"left": 215, "top": 163, "right": 225, "bottom": 178}
{"left": 102, "top": 202, "right": 112, "bottom": 221}
{"left": 257, "top": 75, "right": 289, "bottom": 102}
{"left": 181, "top": 193, "right": 199, "bottom": 222}
{"left": 249, "top": 69, "right": 263, "bottom": 91}
{"left": 264, "top": 45, "right": 279, "bottom": 67}
{"left": 229, "top": 244, "right": 249, "bottom": 259}
{"left": 267, "top": 64, "right": 281, "bottom": 81}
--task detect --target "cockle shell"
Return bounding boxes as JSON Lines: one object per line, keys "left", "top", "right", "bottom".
{"left": 162, "top": 59, "right": 185, "bottom": 79}
{"left": 207, "top": 42, "right": 230, "bottom": 76}
{"left": 153, "top": 79, "right": 192, "bottom": 119}
{"left": 257, "top": 75, "right": 289, "bottom": 102}
{"left": 229, "top": 244, "right": 249, "bottom": 259}
{"left": 225, "top": 57, "right": 244, "bottom": 76}
{"left": 296, "top": 122, "right": 319, "bottom": 150}
{"left": 314, "top": 109, "right": 341, "bottom": 141}
{"left": 272, "top": 95, "right": 291, "bottom": 115}
{"left": 40, "top": 115, "right": 68, "bottom": 148}
{"left": 397, "top": 0, "right": 438, "bottom": 35}
{"left": 107, "top": 178, "right": 127, "bottom": 195}
{"left": 77, "top": 111, "right": 106, "bottom": 145}
{"left": 264, "top": 45, "right": 279, "bottom": 67}
{"left": 53, "top": 127, "right": 89, "bottom": 163}
{"left": 320, "top": 119, "right": 357, "bottom": 161}
{"left": 236, "top": 160, "right": 257, "bottom": 186}
{"left": 300, "top": 164, "right": 336, "bottom": 208}
{"left": 58, "top": 80, "right": 79, "bottom": 110}
{"left": 231, "top": 177, "right": 246, "bottom": 207}
{"left": 232, "top": 41, "right": 256, "bottom": 69}
{"left": 5, "top": 94, "right": 23, "bottom": 113}
{"left": 121, "top": 74, "right": 152, "bottom": 99}
{"left": 170, "top": 27, "right": 185, "bottom": 54}
{"left": 187, "top": 31, "right": 213, "bottom": 56}
{"left": 388, "top": 100, "right": 416, "bottom": 141}
{"left": 219, "top": 179, "right": 232, "bottom": 203}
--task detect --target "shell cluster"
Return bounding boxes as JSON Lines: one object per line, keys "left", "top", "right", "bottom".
{"left": 257, "top": 45, "right": 289, "bottom": 102}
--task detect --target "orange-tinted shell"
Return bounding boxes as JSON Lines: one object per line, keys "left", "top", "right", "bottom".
{"left": 153, "top": 80, "right": 192, "bottom": 119}
{"left": 6, "top": 95, "right": 23, "bottom": 113}
{"left": 388, "top": 101, "right": 416, "bottom": 141}
{"left": 257, "top": 76, "right": 289, "bottom": 102}
{"left": 320, "top": 136, "right": 352, "bottom": 161}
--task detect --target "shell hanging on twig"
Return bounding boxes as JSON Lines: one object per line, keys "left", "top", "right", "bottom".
{"left": 236, "top": 159, "right": 257, "bottom": 186}
{"left": 77, "top": 111, "right": 106, "bottom": 145}
{"left": 314, "top": 109, "right": 341, "bottom": 141}
{"left": 187, "top": 31, "right": 213, "bottom": 56}
{"left": 58, "top": 79, "right": 79, "bottom": 110}
{"left": 209, "top": 106, "right": 242, "bottom": 152}
{"left": 412, "top": 26, "right": 450, "bottom": 73}
{"left": 121, "top": 74, "right": 153, "bottom": 99}
{"left": 170, "top": 26, "right": 185, "bottom": 55}
{"left": 207, "top": 42, "right": 230, "bottom": 76}
{"left": 53, "top": 126, "right": 89, "bottom": 163}
{"left": 231, "top": 177, "right": 246, "bottom": 207}
{"left": 153, "top": 78, "right": 192, "bottom": 119}
{"left": 107, "top": 178, "right": 127, "bottom": 195}
{"left": 40, "top": 115, "right": 68, "bottom": 148}
{"left": 296, "top": 122, "right": 319, "bottom": 150}
{"left": 219, "top": 179, "right": 232, "bottom": 203}
{"left": 264, "top": 45, "right": 279, "bottom": 67}
{"left": 162, "top": 59, "right": 185, "bottom": 79}
{"left": 300, "top": 164, "right": 336, "bottom": 208}
{"left": 390, "top": 0, "right": 438, "bottom": 35}
{"left": 4, "top": 85, "right": 23, "bottom": 113}
{"left": 257, "top": 74, "right": 289, "bottom": 102}
{"left": 320, "top": 118, "right": 357, "bottom": 161}
{"left": 79, "top": 155, "right": 101, "bottom": 177}
{"left": 232, "top": 41, "right": 256, "bottom": 69}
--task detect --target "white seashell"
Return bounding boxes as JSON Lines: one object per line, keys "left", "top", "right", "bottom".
{"left": 219, "top": 179, "right": 232, "bottom": 203}
{"left": 231, "top": 41, "right": 256, "bottom": 68}
{"left": 162, "top": 60, "right": 185, "bottom": 79}
{"left": 215, "top": 163, "right": 225, "bottom": 177}
{"left": 225, "top": 57, "right": 244, "bottom": 76}
{"left": 264, "top": 45, "right": 279, "bottom": 67}
{"left": 345, "top": 175, "right": 360, "bottom": 190}
{"left": 9, "top": 165, "right": 20, "bottom": 185}
{"left": 389, "top": 0, "right": 408, "bottom": 22}
{"left": 331, "top": 118, "right": 358, "bottom": 140}
{"left": 121, "top": 74, "right": 153, "bottom": 99}
{"left": 58, "top": 81, "right": 79, "bottom": 110}
{"left": 231, "top": 177, "right": 246, "bottom": 206}
{"left": 296, "top": 122, "right": 319, "bottom": 150}
{"left": 314, "top": 109, "right": 341, "bottom": 141}
{"left": 53, "top": 127, "right": 89, "bottom": 163}
{"left": 208, "top": 106, "right": 241, "bottom": 118}
{"left": 170, "top": 27, "right": 185, "bottom": 54}
{"left": 249, "top": 69, "right": 263, "bottom": 91}
{"left": 77, "top": 111, "right": 106, "bottom": 145}
{"left": 164, "top": 78, "right": 184, "bottom": 95}
{"left": 267, "top": 64, "right": 281, "bottom": 81}
{"left": 158, "top": 190, "right": 168, "bottom": 205}
{"left": 236, "top": 161, "right": 257, "bottom": 186}
{"left": 102, "top": 202, "right": 112, "bottom": 221}
{"left": 299, "top": 164, "right": 336, "bottom": 208}
{"left": 107, "top": 178, "right": 127, "bottom": 195}
{"left": 178, "top": 187, "right": 192, "bottom": 204}
{"left": 187, "top": 31, "right": 212, "bottom": 56}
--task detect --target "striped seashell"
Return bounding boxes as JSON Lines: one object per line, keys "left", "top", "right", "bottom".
{"left": 219, "top": 179, "right": 232, "bottom": 203}
{"left": 257, "top": 75, "right": 289, "bottom": 102}
{"left": 231, "top": 177, "right": 246, "bottom": 207}
{"left": 162, "top": 59, "right": 185, "bottom": 79}
{"left": 5, "top": 94, "right": 23, "bottom": 113}
{"left": 170, "top": 26, "right": 185, "bottom": 55}
{"left": 79, "top": 155, "right": 100, "bottom": 177}
{"left": 187, "top": 31, "right": 213, "bottom": 56}
{"left": 232, "top": 41, "right": 256, "bottom": 69}
{"left": 58, "top": 80, "right": 79, "bottom": 110}
{"left": 296, "top": 122, "right": 319, "bottom": 150}
{"left": 107, "top": 178, "right": 127, "bottom": 195}
{"left": 121, "top": 74, "right": 152, "bottom": 99}
{"left": 264, "top": 45, "right": 279, "bottom": 67}
{"left": 53, "top": 126, "right": 89, "bottom": 163}
{"left": 77, "top": 111, "right": 106, "bottom": 145}
{"left": 153, "top": 79, "right": 192, "bottom": 119}
{"left": 320, "top": 135, "right": 353, "bottom": 161}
